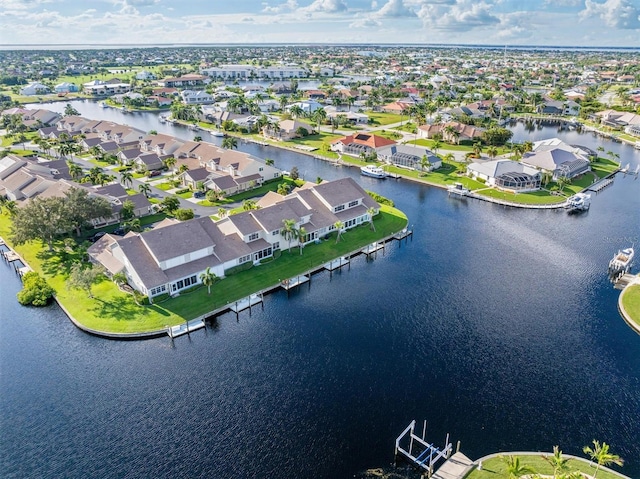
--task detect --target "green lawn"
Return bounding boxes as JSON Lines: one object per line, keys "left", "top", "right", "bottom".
{"left": 465, "top": 454, "right": 625, "bottom": 479}
{"left": 368, "top": 129, "right": 404, "bottom": 141}
{"left": 621, "top": 283, "right": 640, "bottom": 331}
{"left": 154, "top": 182, "right": 173, "bottom": 191}
{"left": 0, "top": 205, "right": 407, "bottom": 334}
{"left": 367, "top": 112, "right": 404, "bottom": 125}
{"left": 476, "top": 188, "right": 566, "bottom": 205}
{"left": 408, "top": 138, "right": 483, "bottom": 153}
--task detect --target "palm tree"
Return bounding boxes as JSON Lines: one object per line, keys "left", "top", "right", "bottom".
{"left": 242, "top": 199, "right": 257, "bottom": 211}
{"left": 297, "top": 226, "right": 307, "bottom": 255}
{"left": 501, "top": 455, "right": 534, "bottom": 479}
{"left": 334, "top": 220, "right": 344, "bottom": 244}
{"left": 290, "top": 105, "right": 304, "bottom": 119}
{"left": 543, "top": 446, "right": 570, "bottom": 479}
{"left": 221, "top": 136, "right": 238, "bottom": 150}
{"left": 217, "top": 207, "right": 226, "bottom": 218}
{"left": 312, "top": 108, "right": 327, "bottom": 131}
{"left": 443, "top": 152, "right": 455, "bottom": 164}
{"left": 281, "top": 218, "right": 297, "bottom": 252}
{"left": 265, "top": 158, "right": 274, "bottom": 167}
{"left": 279, "top": 94, "right": 289, "bottom": 112}
{"left": 120, "top": 170, "right": 133, "bottom": 188}
{"left": 163, "top": 156, "right": 176, "bottom": 174}
{"left": 472, "top": 142, "right": 482, "bottom": 158}
{"left": 596, "top": 146, "right": 605, "bottom": 159}
{"left": 199, "top": 267, "right": 217, "bottom": 295}
{"left": 420, "top": 155, "right": 431, "bottom": 175}
{"left": 138, "top": 183, "right": 151, "bottom": 198}
{"left": 556, "top": 175, "right": 571, "bottom": 193}
{"left": 432, "top": 140, "right": 442, "bottom": 156}
{"left": 67, "top": 161, "right": 83, "bottom": 181}
{"left": 583, "top": 440, "right": 624, "bottom": 478}
{"left": 367, "top": 207, "right": 377, "bottom": 232}
{"left": 487, "top": 146, "right": 498, "bottom": 159}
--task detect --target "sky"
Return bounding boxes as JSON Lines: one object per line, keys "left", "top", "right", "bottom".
{"left": 0, "top": 0, "right": 639, "bottom": 47}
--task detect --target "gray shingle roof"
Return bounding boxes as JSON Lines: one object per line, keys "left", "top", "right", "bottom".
{"left": 140, "top": 218, "right": 215, "bottom": 263}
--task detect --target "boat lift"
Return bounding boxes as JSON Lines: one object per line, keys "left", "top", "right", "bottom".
{"left": 395, "top": 420, "right": 453, "bottom": 476}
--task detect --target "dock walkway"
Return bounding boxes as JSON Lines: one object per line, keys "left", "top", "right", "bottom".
{"left": 229, "top": 293, "right": 263, "bottom": 313}
{"left": 432, "top": 452, "right": 474, "bottom": 479}
{"left": 167, "top": 319, "right": 205, "bottom": 338}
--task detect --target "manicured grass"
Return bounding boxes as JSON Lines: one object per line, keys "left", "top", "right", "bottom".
{"left": 177, "top": 191, "right": 193, "bottom": 199}
{"left": 621, "top": 283, "right": 640, "bottom": 331}
{"left": 154, "top": 182, "right": 173, "bottom": 191}
{"left": 0, "top": 206, "right": 407, "bottom": 334}
{"left": 408, "top": 138, "right": 478, "bottom": 152}
{"left": 476, "top": 188, "right": 566, "bottom": 205}
{"left": 369, "top": 129, "right": 404, "bottom": 140}
{"left": 367, "top": 112, "right": 404, "bottom": 125}
{"left": 465, "top": 454, "right": 625, "bottom": 479}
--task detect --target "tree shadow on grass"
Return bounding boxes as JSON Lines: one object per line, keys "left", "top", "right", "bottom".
{"left": 90, "top": 295, "right": 158, "bottom": 323}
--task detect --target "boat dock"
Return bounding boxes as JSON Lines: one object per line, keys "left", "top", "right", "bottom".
{"left": 394, "top": 227, "right": 414, "bottom": 243}
{"left": 395, "top": 420, "right": 453, "bottom": 475}
{"left": 587, "top": 177, "right": 614, "bottom": 193}
{"left": 229, "top": 293, "right": 264, "bottom": 315}
{"left": 361, "top": 241, "right": 385, "bottom": 258}
{"left": 324, "top": 256, "right": 350, "bottom": 271}
{"left": 167, "top": 319, "right": 206, "bottom": 338}
{"left": 0, "top": 236, "right": 30, "bottom": 278}
{"left": 280, "top": 274, "right": 310, "bottom": 291}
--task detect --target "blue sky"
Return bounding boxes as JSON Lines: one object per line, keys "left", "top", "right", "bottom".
{"left": 0, "top": 0, "right": 639, "bottom": 47}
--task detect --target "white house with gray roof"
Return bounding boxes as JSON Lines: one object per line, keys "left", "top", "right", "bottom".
{"left": 377, "top": 144, "right": 441, "bottom": 171}
{"left": 88, "top": 177, "right": 379, "bottom": 299}
{"left": 467, "top": 159, "right": 541, "bottom": 192}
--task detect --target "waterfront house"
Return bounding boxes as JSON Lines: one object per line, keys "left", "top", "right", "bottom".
{"left": 54, "top": 82, "right": 79, "bottom": 94}
{"left": 521, "top": 142, "right": 590, "bottom": 180}
{"left": 88, "top": 177, "right": 378, "bottom": 299}
{"left": 467, "top": 159, "right": 542, "bottom": 192}
{"left": 181, "top": 90, "right": 215, "bottom": 105}
{"left": 417, "top": 121, "right": 485, "bottom": 144}
{"left": 263, "top": 119, "right": 314, "bottom": 141}
{"left": 331, "top": 133, "right": 396, "bottom": 157}
{"left": 19, "top": 82, "right": 50, "bottom": 96}
{"left": 377, "top": 144, "right": 441, "bottom": 171}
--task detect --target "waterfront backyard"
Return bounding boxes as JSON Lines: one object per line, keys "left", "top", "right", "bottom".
{"left": 0, "top": 204, "right": 407, "bottom": 334}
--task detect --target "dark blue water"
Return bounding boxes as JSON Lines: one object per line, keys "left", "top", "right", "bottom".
{"left": 3, "top": 103, "right": 639, "bottom": 478}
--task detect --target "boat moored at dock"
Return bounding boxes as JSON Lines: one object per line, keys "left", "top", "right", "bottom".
{"left": 566, "top": 192, "right": 591, "bottom": 212}
{"left": 447, "top": 182, "right": 470, "bottom": 197}
{"left": 360, "top": 164, "right": 386, "bottom": 179}
{"left": 609, "top": 247, "right": 634, "bottom": 276}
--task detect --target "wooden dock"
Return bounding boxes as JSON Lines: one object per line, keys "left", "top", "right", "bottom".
{"left": 324, "top": 257, "right": 350, "bottom": 271}
{"left": 229, "top": 293, "right": 264, "bottom": 313}
{"left": 587, "top": 176, "right": 614, "bottom": 193}
{"left": 393, "top": 227, "right": 413, "bottom": 242}
{"left": 362, "top": 241, "right": 385, "bottom": 257}
{"left": 280, "top": 275, "right": 310, "bottom": 291}
{"left": 167, "top": 319, "right": 206, "bottom": 338}
{"left": 431, "top": 452, "right": 474, "bottom": 479}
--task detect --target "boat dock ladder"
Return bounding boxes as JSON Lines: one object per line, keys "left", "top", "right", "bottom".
{"left": 395, "top": 420, "right": 453, "bottom": 475}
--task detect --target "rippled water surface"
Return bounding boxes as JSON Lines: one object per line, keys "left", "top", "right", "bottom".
{"left": 2, "top": 103, "right": 639, "bottom": 478}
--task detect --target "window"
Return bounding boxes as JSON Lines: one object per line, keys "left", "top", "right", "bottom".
{"left": 259, "top": 167, "right": 263, "bottom": 171}
{"left": 335, "top": 204, "right": 345, "bottom": 212}
{"left": 248, "top": 232, "right": 259, "bottom": 241}
{"left": 273, "top": 242, "right": 280, "bottom": 250}
{"left": 272, "top": 230, "right": 280, "bottom": 236}
{"left": 348, "top": 200, "right": 359, "bottom": 208}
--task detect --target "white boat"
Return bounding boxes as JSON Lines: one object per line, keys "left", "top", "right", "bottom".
{"left": 98, "top": 101, "right": 107, "bottom": 108}
{"left": 188, "top": 124, "right": 202, "bottom": 131}
{"left": 211, "top": 130, "right": 225, "bottom": 137}
{"left": 609, "top": 247, "right": 634, "bottom": 275}
{"left": 360, "top": 164, "right": 386, "bottom": 179}
{"left": 158, "top": 115, "right": 167, "bottom": 123}
{"left": 447, "top": 182, "right": 470, "bottom": 196}
{"left": 634, "top": 141, "right": 640, "bottom": 150}
{"left": 566, "top": 192, "right": 591, "bottom": 212}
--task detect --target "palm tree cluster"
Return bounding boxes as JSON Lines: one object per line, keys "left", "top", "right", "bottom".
{"left": 500, "top": 441, "right": 623, "bottom": 479}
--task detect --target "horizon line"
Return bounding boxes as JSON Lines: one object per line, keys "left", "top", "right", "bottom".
{"left": 0, "top": 42, "right": 637, "bottom": 50}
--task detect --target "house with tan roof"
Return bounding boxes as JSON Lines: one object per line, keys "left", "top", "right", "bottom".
{"left": 263, "top": 119, "right": 314, "bottom": 141}
{"left": 417, "top": 121, "right": 485, "bottom": 144}
{"left": 88, "top": 177, "right": 378, "bottom": 299}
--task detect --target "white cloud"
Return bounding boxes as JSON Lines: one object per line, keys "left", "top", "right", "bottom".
{"left": 350, "top": 17, "right": 382, "bottom": 27}
{"left": 302, "top": 0, "right": 348, "bottom": 13}
{"left": 376, "top": 0, "right": 416, "bottom": 17}
{"left": 262, "top": 0, "right": 299, "bottom": 13}
{"left": 580, "top": 0, "right": 640, "bottom": 29}
{"left": 417, "top": 0, "right": 499, "bottom": 31}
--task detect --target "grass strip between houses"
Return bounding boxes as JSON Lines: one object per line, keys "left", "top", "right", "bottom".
{"left": 0, "top": 205, "right": 407, "bottom": 334}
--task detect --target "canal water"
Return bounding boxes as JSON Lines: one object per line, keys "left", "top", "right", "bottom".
{"left": 1, "top": 101, "right": 639, "bottom": 478}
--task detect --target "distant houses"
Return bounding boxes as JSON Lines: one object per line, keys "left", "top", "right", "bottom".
{"left": 331, "top": 133, "right": 396, "bottom": 157}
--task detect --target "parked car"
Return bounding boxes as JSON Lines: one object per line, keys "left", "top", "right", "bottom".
{"left": 193, "top": 191, "right": 206, "bottom": 199}
{"left": 148, "top": 170, "right": 162, "bottom": 177}
{"left": 89, "top": 231, "right": 106, "bottom": 242}
{"left": 112, "top": 227, "right": 125, "bottom": 236}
